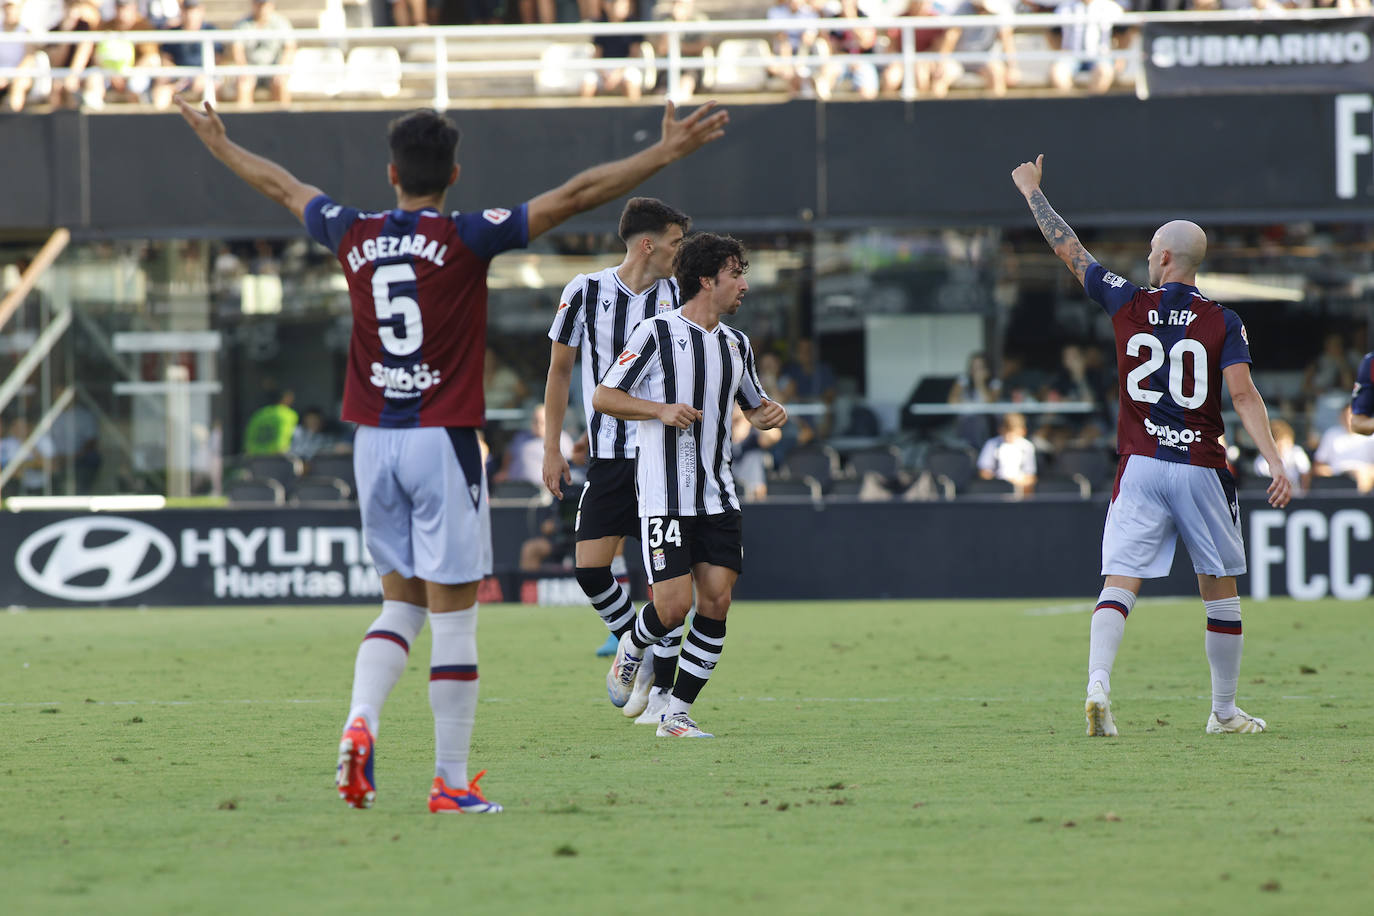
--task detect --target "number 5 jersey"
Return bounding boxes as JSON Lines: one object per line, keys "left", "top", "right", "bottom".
{"left": 304, "top": 195, "right": 529, "bottom": 429}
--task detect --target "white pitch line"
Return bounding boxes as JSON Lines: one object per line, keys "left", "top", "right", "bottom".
{"left": 1, "top": 694, "right": 1339, "bottom": 709}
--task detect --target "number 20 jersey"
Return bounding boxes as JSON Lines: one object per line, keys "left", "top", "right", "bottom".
{"left": 304, "top": 194, "right": 529, "bottom": 428}
{"left": 1084, "top": 262, "right": 1250, "bottom": 469}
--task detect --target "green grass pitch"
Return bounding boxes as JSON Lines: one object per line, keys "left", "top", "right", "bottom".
{"left": 3, "top": 598, "right": 1372, "bottom": 915}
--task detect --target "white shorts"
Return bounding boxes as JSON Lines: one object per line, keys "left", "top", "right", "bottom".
{"left": 1102, "top": 454, "right": 1246, "bottom": 579}
{"left": 353, "top": 426, "right": 491, "bottom": 584}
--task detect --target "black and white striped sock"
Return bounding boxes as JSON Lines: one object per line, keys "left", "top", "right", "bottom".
{"left": 668, "top": 614, "right": 726, "bottom": 718}
{"left": 652, "top": 619, "right": 685, "bottom": 691}
{"left": 575, "top": 566, "right": 636, "bottom": 638}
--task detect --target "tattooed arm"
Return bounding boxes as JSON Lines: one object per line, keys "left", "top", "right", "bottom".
{"left": 1011, "top": 154, "right": 1096, "bottom": 287}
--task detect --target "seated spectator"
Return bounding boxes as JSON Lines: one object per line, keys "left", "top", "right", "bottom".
{"left": 290, "top": 406, "right": 349, "bottom": 461}
{"left": 518, "top": 0, "right": 554, "bottom": 23}
{"left": 1254, "top": 419, "right": 1310, "bottom": 496}
{"left": 1042, "top": 341, "right": 1109, "bottom": 442}
{"left": 1050, "top": 0, "right": 1122, "bottom": 94}
{"left": 886, "top": 0, "right": 944, "bottom": 96}
{"left": 732, "top": 403, "right": 782, "bottom": 502}
{"left": 948, "top": 350, "right": 1001, "bottom": 448}
{"left": 929, "top": 0, "right": 1020, "bottom": 99}
{"left": 232, "top": 0, "right": 294, "bottom": 107}
{"left": 1312, "top": 406, "right": 1374, "bottom": 492}
{"left": 768, "top": 0, "right": 830, "bottom": 99}
{"left": 83, "top": 0, "right": 162, "bottom": 109}
{"left": 47, "top": 0, "right": 101, "bottom": 109}
{"left": 1302, "top": 331, "right": 1356, "bottom": 401}
{"left": 820, "top": 0, "right": 887, "bottom": 100}
{"left": 581, "top": 0, "right": 646, "bottom": 101}
{"left": 0, "top": 0, "right": 36, "bottom": 112}
{"left": 483, "top": 346, "right": 529, "bottom": 410}
{"left": 243, "top": 389, "right": 298, "bottom": 455}
{"left": 654, "top": 0, "right": 710, "bottom": 102}
{"left": 146, "top": 0, "right": 182, "bottom": 27}
{"left": 495, "top": 405, "right": 572, "bottom": 485}
{"left": 0, "top": 415, "right": 54, "bottom": 495}
{"left": 977, "top": 412, "right": 1036, "bottom": 496}
{"left": 779, "top": 338, "right": 837, "bottom": 445}
{"left": 152, "top": 0, "right": 220, "bottom": 110}
{"left": 391, "top": 0, "right": 427, "bottom": 26}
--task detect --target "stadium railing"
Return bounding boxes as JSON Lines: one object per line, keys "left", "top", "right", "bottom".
{"left": 0, "top": 8, "right": 1361, "bottom": 112}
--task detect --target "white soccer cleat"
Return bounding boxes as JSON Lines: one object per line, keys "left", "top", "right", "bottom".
{"left": 605, "top": 632, "right": 644, "bottom": 708}
{"left": 1085, "top": 681, "right": 1117, "bottom": 737}
{"left": 623, "top": 651, "right": 655, "bottom": 718}
{"left": 656, "top": 711, "right": 713, "bottom": 738}
{"left": 1206, "top": 708, "right": 1266, "bottom": 734}
{"left": 634, "top": 690, "right": 670, "bottom": 725}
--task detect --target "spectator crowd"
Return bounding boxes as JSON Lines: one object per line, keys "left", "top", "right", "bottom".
{"left": 4, "top": 0, "right": 1367, "bottom": 111}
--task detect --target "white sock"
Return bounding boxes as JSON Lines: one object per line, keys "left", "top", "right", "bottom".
{"left": 1088, "top": 587, "right": 1135, "bottom": 695}
{"left": 1204, "top": 597, "right": 1243, "bottom": 719}
{"left": 429, "top": 606, "right": 480, "bottom": 788}
{"left": 346, "top": 599, "right": 427, "bottom": 735}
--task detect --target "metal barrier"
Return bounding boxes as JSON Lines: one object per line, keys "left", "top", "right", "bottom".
{"left": 0, "top": 9, "right": 1364, "bottom": 111}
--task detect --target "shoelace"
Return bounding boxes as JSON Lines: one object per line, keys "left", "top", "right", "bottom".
{"left": 618, "top": 653, "right": 641, "bottom": 686}
{"left": 466, "top": 769, "right": 490, "bottom": 800}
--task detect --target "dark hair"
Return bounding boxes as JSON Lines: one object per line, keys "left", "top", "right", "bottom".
{"left": 618, "top": 197, "right": 691, "bottom": 242}
{"left": 673, "top": 232, "right": 748, "bottom": 296}
{"left": 387, "top": 110, "right": 461, "bottom": 197}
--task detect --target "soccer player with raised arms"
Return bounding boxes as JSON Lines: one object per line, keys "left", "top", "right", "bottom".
{"left": 593, "top": 233, "right": 787, "bottom": 738}
{"left": 1011, "top": 154, "right": 1292, "bottom": 737}
{"left": 177, "top": 97, "right": 728, "bottom": 810}
{"left": 543, "top": 197, "right": 692, "bottom": 725}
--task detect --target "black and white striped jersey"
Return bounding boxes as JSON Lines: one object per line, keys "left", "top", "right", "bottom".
{"left": 548, "top": 267, "right": 679, "bottom": 460}
{"left": 599, "top": 309, "right": 769, "bottom": 517}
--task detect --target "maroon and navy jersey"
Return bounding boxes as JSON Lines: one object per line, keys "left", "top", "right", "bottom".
{"left": 1084, "top": 262, "right": 1250, "bottom": 469}
{"left": 304, "top": 195, "right": 528, "bottom": 428}
{"left": 1353, "top": 351, "right": 1374, "bottom": 418}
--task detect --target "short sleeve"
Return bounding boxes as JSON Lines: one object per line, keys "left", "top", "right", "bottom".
{"left": 976, "top": 439, "right": 997, "bottom": 473}
{"left": 303, "top": 194, "right": 359, "bottom": 254}
{"left": 1083, "top": 262, "right": 1140, "bottom": 317}
{"left": 453, "top": 204, "right": 530, "bottom": 260}
{"left": 600, "top": 319, "right": 660, "bottom": 394}
{"left": 1218, "top": 309, "right": 1251, "bottom": 369}
{"left": 1352, "top": 352, "right": 1374, "bottom": 417}
{"left": 733, "top": 332, "right": 767, "bottom": 411}
{"left": 548, "top": 276, "right": 587, "bottom": 346}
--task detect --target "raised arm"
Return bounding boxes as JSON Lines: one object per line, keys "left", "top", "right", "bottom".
{"left": 1223, "top": 362, "right": 1292, "bottom": 508}
{"left": 1011, "top": 154, "right": 1096, "bottom": 287}
{"left": 175, "top": 99, "right": 323, "bottom": 222}
{"left": 526, "top": 100, "right": 728, "bottom": 241}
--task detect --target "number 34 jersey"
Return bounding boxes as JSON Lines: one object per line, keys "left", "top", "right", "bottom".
{"left": 1085, "top": 262, "right": 1250, "bottom": 469}
{"left": 304, "top": 195, "right": 529, "bottom": 429}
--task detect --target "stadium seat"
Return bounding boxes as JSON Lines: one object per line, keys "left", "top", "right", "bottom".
{"left": 961, "top": 477, "right": 1016, "bottom": 497}
{"left": 243, "top": 454, "right": 303, "bottom": 488}
{"left": 1034, "top": 476, "right": 1091, "bottom": 498}
{"left": 826, "top": 477, "right": 864, "bottom": 498}
{"left": 291, "top": 475, "right": 352, "bottom": 504}
{"left": 1307, "top": 474, "right": 1360, "bottom": 492}
{"left": 706, "top": 39, "right": 771, "bottom": 92}
{"left": 489, "top": 479, "right": 550, "bottom": 503}
{"left": 923, "top": 446, "right": 976, "bottom": 495}
{"left": 845, "top": 445, "right": 903, "bottom": 482}
{"left": 344, "top": 47, "right": 403, "bottom": 98}
{"left": 306, "top": 453, "right": 356, "bottom": 485}
{"left": 763, "top": 477, "right": 821, "bottom": 501}
{"left": 781, "top": 444, "right": 840, "bottom": 486}
{"left": 287, "top": 47, "right": 347, "bottom": 98}
{"left": 535, "top": 42, "right": 596, "bottom": 95}
{"left": 1051, "top": 447, "right": 1117, "bottom": 490}
{"left": 227, "top": 478, "right": 286, "bottom": 506}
